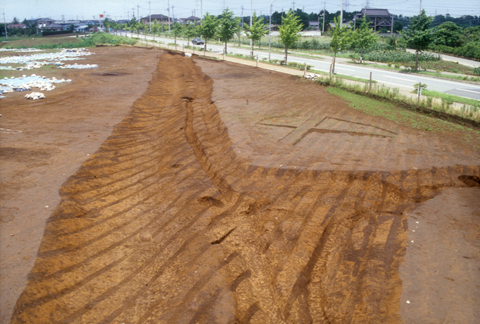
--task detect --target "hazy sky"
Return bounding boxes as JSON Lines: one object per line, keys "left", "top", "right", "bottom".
{"left": 2, "top": 0, "right": 479, "bottom": 22}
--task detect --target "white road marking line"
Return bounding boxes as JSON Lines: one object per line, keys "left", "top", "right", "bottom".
{"left": 452, "top": 88, "right": 480, "bottom": 94}
{"left": 378, "top": 80, "right": 410, "bottom": 88}
{"left": 383, "top": 75, "right": 416, "bottom": 82}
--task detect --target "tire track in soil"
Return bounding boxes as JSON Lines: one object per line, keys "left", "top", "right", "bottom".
{"left": 10, "top": 53, "right": 480, "bottom": 324}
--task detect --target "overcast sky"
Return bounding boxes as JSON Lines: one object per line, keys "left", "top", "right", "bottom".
{"left": 2, "top": 0, "right": 479, "bottom": 22}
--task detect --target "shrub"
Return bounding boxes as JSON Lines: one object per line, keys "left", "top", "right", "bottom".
{"left": 362, "top": 50, "right": 440, "bottom": 63}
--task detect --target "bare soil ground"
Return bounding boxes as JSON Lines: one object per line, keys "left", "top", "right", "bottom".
{"left": 1, "top": 49, "right": 479, "bottom": 323}
{"left": 0, "top": 46, "right": 161, "bottom": 323}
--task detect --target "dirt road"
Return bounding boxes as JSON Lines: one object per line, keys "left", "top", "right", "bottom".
{"left": 3, "top": 50, "right": 480, "bottom": 323}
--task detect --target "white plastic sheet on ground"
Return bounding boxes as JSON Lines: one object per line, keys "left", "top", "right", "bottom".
{"left": 58, "top": 63, "right": 98, "bottom": 69}
{"left": 1, "top": 75, "right": 71, "bottom": 98}
{"left": 0, "top": 48, "right": 93, "bottom": 71}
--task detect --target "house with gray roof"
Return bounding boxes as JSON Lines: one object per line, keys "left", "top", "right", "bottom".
{"left": 141, "top": 14, "right": 171, "bottom": 26}
{"left": 354, "top": 8, "right": 393, "bottom": 31}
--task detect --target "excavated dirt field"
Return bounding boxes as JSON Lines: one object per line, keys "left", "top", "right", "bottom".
{"left": 2, "top": 48, "right": 480, "bottom": 323}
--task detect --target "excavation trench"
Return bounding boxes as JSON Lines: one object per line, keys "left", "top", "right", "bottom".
{"left": 10, "top": 53, "right": 480, "bottom": 324}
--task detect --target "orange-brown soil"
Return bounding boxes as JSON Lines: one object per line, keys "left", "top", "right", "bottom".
{"left": 2, "top": 50, "right": 479, "bottom": 323}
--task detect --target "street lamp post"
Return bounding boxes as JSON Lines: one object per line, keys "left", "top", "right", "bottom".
{"left": 268, "top": 0, "right": 277, "bottom": 62}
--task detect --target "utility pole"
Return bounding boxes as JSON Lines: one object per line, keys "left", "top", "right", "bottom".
{"left": 240, "top": 6, "right": 244, "bottom": 47}
{"left": 340, "top": 0, "right": 343, "bottom": 28}
{"left": 137, "top": 4, "right": 140, "bottom": 20}
{"left": 391, "top": 15, "right": 394, "bottom": 34}
{"left": 172, "top": 6, "right": 175, "bottom": 23}
{"left": 148, "top": 0, "right": 151, "bottom": 31}
{"left": 292, "top": 1, "right": 295, "bottom": 11}
{"left": 167, "top": 0, "right": 171, "bottom": 34}
{"left": 250, "top": 0, "right": 252, "bottom": 47}
{"left": 419, "top": 0, "right": 422, "bottom": 14}
{"left": 201, "top": 0, "right": 203, "bottom": 20}
{"left": 269, "top": 0, "right": 277, "bottom": 61}
{"left": 322, "top": 2, "right": 326, "bottom": 34}
{"left": 3, "top": 11, "right": 7, "bottom": 40}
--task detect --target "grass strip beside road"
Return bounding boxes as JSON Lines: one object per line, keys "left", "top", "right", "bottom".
{"left": 414, "top": 89, "right": 480, "bottom": 107}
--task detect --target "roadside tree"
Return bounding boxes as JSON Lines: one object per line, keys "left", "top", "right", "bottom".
{"left": 218, "top": 8, "right": 241, "bottom": 53}
{"left": 172, "top": 22, "right": 182, "bottom": 45}
{"left": 245, "top": 12, "right": 268, "bottom": 56}
{"left": 400, "top": 9, "right": 433, "bottom": 71}
{"left": 352, "top": 15, "right": 379, "bottom": 63}
{"left": 183, "top": 23, "right": 196, "bottom": 44}
{"left": 278, "top": 10, "right": 303, "bottom": 64}
{"left": 200, "top": 13, "right": 219, "bottom": 52}
{"left": 330, "top": 16, "right": 353, "bottom": 73}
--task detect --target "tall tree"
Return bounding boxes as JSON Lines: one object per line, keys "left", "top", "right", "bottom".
{"left": 200, "top": 13, "right": 219, "bottom": 52}
{"left": 218, "top": 8, "right": 240, "bottom": 53}
{"left": 432, "top": 21, "right": 462, "bottom": 47}
{"left": 400, "top": 9, "right": 433, "bottom": 71}
{"left": 352, "top": 15, "right": 379, "bottom": 63}
{"left": 278, "top": 10, "right": 303, "bottom": 64}
{"left": 330, "top": 16, "right": 353, "bottom": 73}
{"left": 245, "top": 12, "right": 268, "bottom": 56}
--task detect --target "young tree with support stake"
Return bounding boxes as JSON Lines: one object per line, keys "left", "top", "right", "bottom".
{"left": 278, "top": 10, "right": 303, "bottom": 64}
{"left": 200, "top": 13, "right": 219, "bottom": 53}
{"left": 330, "top": 16, "right": 353, "bottom": 74}
{"left": 352, "top": 15, "right": 379, "bottom": 63}
{"left": 152, "top": 21, "right": 160, "bottom": 43}
{"left": 400, "top": 9, "right": 433, "bottom": 71}
{"left": 183, "top": 23, "right": 196, "bottom": 44}
{"left": 245, "top": 12, "right": 268, "bottom": 57}
{"left": 218, "top": 8, "right": 241, "bottom": 54}
{"left": 172, "top": 22, "right": 182, "bottom": 45}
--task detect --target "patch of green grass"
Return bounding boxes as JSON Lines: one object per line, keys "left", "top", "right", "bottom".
{"left": 327, "top": 87, "right": 480, "bottom": 147}
{"left": 1, "top": 33, "right": 137, "bottom": 49}
{"left": 414, "top": 89, "right": 480, "bottom": 108}
{"left": 416, "top": 71, "right": 480, "bottom": 82}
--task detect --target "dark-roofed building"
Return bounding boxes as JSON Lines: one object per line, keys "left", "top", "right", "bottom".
{"left": 141, "top": 14, "right": 171, "bottom": 26}
{"left": 42, "top": 23, "right": 69, "bottom": 31}
{"left": 309, "top": 21, "right": 320, "bottom": 30}
{"left": 7, "top": 24, "right": 26, "bottom": 29}
{"left": 354, "top": 8, "right": 393, "bottom": 32}
{"left": 180, "top": 16, "right": 201, "bottom": 24}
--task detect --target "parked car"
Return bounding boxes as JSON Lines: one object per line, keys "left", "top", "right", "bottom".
{"left": 192, "top": 38, "right": 204, "bottom": 45}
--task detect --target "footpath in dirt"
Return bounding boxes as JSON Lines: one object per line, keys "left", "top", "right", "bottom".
{"left": 2, "top": 50, "right": 480, "bottom": 323}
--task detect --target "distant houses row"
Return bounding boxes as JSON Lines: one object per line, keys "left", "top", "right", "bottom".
{"left": 13, "top": 8, "right": 395, "bottom": 34}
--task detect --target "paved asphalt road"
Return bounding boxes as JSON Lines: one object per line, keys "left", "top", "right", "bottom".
{"left": 118, "top": 32, "right": 480, "bottom": 101}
